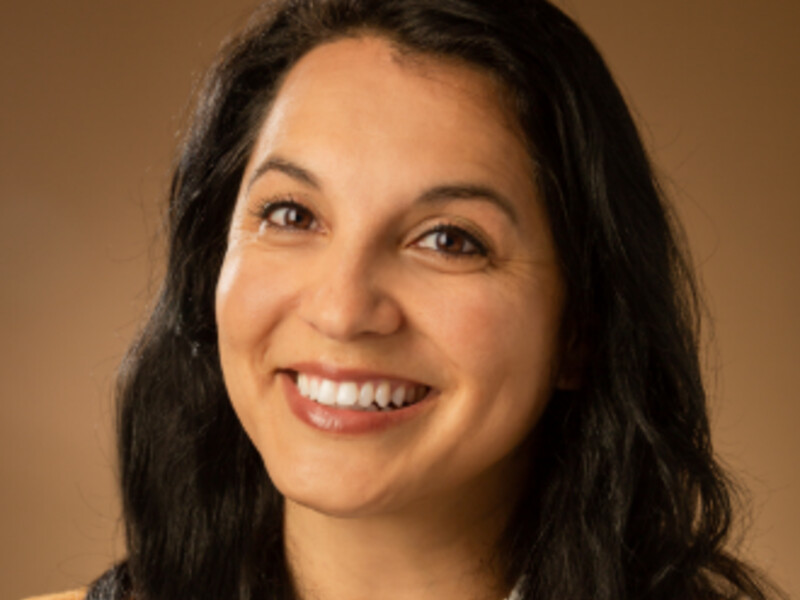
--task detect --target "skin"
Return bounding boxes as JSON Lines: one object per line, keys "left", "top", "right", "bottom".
{"left": 216, "top": 36, "right": 569, "bottom": 600}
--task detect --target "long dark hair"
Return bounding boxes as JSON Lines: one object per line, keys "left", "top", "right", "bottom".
{"left": 93, "top": 1, "right": 778, "bottom": 599}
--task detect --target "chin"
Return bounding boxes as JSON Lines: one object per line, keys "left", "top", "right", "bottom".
{"left": 275, "top": 473, "right": 397, "bottom": 518}
{"left": 262, "top": 448, "right": 398, "bottom": 518}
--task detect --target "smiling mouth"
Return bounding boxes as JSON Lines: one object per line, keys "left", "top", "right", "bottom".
{"left": 286, "top": 370, "right": 431, "bottom": 411}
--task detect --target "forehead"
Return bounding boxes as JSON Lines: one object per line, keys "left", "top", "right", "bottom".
{"left": 268, "top": 35, "right": 519, "bottom": 135}
{"left": 246, "top": 35, "right": 535, "bottom": 191}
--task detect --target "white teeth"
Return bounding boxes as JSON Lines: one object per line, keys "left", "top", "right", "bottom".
{"left": 375, "top": 382, "right": 391, "bottom": 408}
{"left": 293, "top": 373, "right": 427, "bottom": 411}
{"left": 337, "top": 382, "right": 358, "bottom": 406}
{"left": 358, "top": 382, "right": 374, "bottom": 407}
{"left": 317, "top": 379, "right": 336, "bottom": 405}
{"left": 391, "top": 386, "right": 405, "bottom": 407}
{"left": 298, "top": 373, "right": 309, "bottom": 396}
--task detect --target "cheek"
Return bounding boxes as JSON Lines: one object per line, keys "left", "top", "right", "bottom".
{"left": 217, "top": 252, "right": 259, "bottom": 353}
{"left": 215, "top": 246, "right": 307, "bottom": 437}
{"left": 425, "top": 274, "right": 564, "bottom": 451}
{"left": 215, "top": 248, "right": 300, "bottom": 444}
{"left": 402, "top": 276, "right": 563, "bottom": 495}
{"left": 215, "top": 249, "right": 294, "bottom": 354}
{"left": 421, "top": 274, "right": 563, "bottom": 387}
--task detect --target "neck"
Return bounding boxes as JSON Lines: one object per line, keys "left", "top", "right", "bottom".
{"left": 283, "top": 464, "right": 523, "bottom": 600}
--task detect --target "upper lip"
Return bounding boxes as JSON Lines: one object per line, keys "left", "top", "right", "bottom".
{"left": 282, "top": 361, "right": 432, "bottom": 388}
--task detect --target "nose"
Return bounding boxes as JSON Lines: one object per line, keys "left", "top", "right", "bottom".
{"left": 297, "top": 240, "right": 404, "bottom": 341}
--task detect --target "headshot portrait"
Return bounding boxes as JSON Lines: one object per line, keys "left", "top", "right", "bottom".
{"left": 2, "top": 1, "right": 797, "bottom": 599}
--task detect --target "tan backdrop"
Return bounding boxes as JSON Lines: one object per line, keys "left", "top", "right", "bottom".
{"left": 1, "top": 2, "right": 797, "bottom": 598}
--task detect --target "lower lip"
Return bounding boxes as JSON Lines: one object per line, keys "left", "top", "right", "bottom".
{"left": 282, "top": 373, "right": 434, "bottom": 435}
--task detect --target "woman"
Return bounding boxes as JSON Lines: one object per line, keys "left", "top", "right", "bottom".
{"left": 32, "top": 1, "right": 779, "bottom": 599}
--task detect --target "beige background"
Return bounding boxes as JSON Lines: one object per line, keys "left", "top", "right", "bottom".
{"left": 1, "top": 2, "right": 797, "bottom": 598}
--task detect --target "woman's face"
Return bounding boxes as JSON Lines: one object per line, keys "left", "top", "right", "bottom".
{"left": 216, "top": 36, "right": 567, "bottom": 517}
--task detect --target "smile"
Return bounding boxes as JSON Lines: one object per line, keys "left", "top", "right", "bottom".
{"left": 282, "top": 367, "right": 436, "bottom": 434}
{"left": 292, "top": 372, "right": 430, "bottom": 411}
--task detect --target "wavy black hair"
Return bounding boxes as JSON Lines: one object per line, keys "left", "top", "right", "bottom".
{"left": 90, "top": 1, "right": 779, "bottom": 599}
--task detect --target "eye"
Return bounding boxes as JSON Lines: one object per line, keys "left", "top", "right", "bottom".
{"left": 414, "top": 225, "right": 487, "bottom": 258}
{"left": 259, "top": 199, "right": 316, "bottom": 231}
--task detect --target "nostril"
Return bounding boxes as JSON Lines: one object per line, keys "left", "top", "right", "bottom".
{"left": 300, "top": 293, "right": 404, "bottom": 340}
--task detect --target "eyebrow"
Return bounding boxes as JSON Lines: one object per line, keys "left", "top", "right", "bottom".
{"left": 246, "top": 155, "right": 519, "bottom": 224}
{"left": 246, "top": 156, "right": 321, "bottom": 192}
{"left": 416, "top": 183, "right": 518, "bottom": 225}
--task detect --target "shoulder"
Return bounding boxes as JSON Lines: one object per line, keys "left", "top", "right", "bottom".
{"left": 21, "top": 591, "right": 85, "bottom": 600}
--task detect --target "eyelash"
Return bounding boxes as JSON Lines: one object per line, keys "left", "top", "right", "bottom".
{"left": 255, "top": 197, "right": 490, "bottom": 260}
{"left": 414, "top": 224, "right": 489, "bottom": 259}
{"left": 257, "top": 197, "right": 317, "bottom": 231}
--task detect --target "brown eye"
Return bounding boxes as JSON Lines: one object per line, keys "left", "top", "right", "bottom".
{"left": 415, "top": 225, "right": 486, "bottom": 258}
{"left": 261, "top": 201, "right": 316, "bottom": 230}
